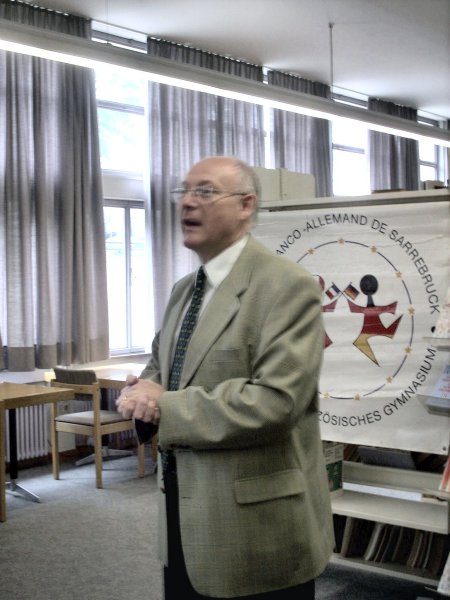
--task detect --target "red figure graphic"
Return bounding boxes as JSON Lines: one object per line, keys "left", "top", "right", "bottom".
{"left": 346, "top": 274, "right": 402, "bottom": 365}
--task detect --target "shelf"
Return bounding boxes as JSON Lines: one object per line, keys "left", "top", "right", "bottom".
{"left": 331, "top": 489, "right": 448, "bottom": 534}
{"left": 331, "top": 461, "right": 449, "bottom": 535}
{"left": 259, "top": 188, "right": 450, "bottom": 212}
{"left": 343, "top": 460, "right": 443, "bottom": 492}
{"left": 330, "top": 554, "right": 439, "bottom": 586}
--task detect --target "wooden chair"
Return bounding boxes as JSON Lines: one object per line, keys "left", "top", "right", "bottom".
{"left": 50, "top": 367, "right": 145, "bottom": 489}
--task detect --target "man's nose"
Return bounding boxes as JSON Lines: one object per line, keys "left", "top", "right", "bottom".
{"left": 180, "top": 190, "right": 199, "bottom": 206}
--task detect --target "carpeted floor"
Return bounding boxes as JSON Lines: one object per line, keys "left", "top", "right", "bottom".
{"left": 0, "top": 455, "right": 442, "bottom": 600}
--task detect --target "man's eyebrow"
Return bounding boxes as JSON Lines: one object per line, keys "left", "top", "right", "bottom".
{"left": 183, "top": 179, "right": 214, "bottom": 187}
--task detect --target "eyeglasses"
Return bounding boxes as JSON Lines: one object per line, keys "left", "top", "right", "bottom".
{"left": 170, "top": 185, "right": 248, "bottom": 203}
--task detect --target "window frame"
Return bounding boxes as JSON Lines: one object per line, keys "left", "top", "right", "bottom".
{"left": 417, "top": 115, "right": 444, "bottom": 185}
{"left": 94, "top": 59, "right": 151, "bottom": 356}
{"left": 103, "top": 197, "right": 150, "bottom": 356}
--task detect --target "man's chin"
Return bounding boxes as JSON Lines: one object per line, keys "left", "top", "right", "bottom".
{"left": 182, "top": 236, "right": 200, "bottom": 251}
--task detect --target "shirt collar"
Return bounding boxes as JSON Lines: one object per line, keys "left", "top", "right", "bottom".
{"left": 203, "top": 234, "right": 249, "bottom": 290}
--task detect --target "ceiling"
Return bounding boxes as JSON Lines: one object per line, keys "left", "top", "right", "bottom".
{"left": 28, "top": 0, "right": 450, "bottom": 120}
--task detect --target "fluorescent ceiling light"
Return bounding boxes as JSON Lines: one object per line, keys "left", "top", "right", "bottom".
{"left": 1, "top": 20, "right": 449, "bottom": 148}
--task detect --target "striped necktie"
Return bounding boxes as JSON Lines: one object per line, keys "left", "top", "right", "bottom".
{"left": 162, "top": 267, "right": 206, "bottom": 476}
{"left": 168, "top": 266, "right": 206, "bottom": 391}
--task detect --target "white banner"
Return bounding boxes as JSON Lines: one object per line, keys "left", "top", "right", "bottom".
{"left": 255, "top": 201, "right": 450, "bottom": 454}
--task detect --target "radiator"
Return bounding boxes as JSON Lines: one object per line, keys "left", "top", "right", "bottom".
{"left": 5, "top": 405, "right": 49, "bottom": 462}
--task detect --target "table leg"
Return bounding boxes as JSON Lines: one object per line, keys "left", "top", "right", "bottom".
{"left": 0, "top": 404, "right": 6, "bottom": 522}
{"left": 5, "top": 409, "right": 40, "bottom": 503}
{"left": 50, "top": 402, "right": 60, "bottom": 480}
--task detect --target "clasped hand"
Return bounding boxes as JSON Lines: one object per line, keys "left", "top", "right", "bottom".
{"left": 116, "top": 375, "right": 165, "bottom": 424}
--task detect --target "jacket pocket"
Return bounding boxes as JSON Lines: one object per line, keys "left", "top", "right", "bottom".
{"left": 209, "top": 347, "right": 246, "bottom": 363}
{"left": 234, "top": 469, "right": 305, "bottom": 504}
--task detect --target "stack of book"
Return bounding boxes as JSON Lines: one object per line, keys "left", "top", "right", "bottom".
{"left": 334, "top": 516, "right": 449, "bottom": 578}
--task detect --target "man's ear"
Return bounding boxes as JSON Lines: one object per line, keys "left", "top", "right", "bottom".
{"left": 241, "top": 193, "right": 257, "bottom": 218}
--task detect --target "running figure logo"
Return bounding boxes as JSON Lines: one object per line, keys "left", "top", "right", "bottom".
{"left": 318, "top": 274, "right": 403, "bottom": 365}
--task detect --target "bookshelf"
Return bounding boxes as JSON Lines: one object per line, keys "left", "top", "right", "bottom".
{"left": 329, "top": 323, "right": 450, "bottom": 584}
{"left": 331, "top": 460, "right": 450, "bottom": 584}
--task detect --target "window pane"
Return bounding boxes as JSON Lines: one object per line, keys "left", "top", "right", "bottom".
{"left": 332, "top": 149, "right": 370, "bottom": 196}
{"left": 419, "top": 139, "right": 437, "bottom": 163}
{"left": 95, "top": 65, "right": 147, "bottom": 106}
{"left": 130, "top": 208, "right": 149, "bottom": 349}
{"left": 332, "top": 120, "right": 368, "bottom": 149}
{"left": 420, "top": 164, "right": 437, "bottom": 182}
{"left": 98, "top": 107, "right": 146, "bottom": 173}
{"left": 104, "top": 207, "right": 127, "bottom": 349}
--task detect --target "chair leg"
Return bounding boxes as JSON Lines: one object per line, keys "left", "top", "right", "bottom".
{"left": 138, "top": 443, "right": 145, "bottom": 478}
{"left": 50, "top": 405, "right": 60, "bottom": 481}
{"left": 0, "top": 405, "right": 6, "bottom": 522}
{"left": 151, "top": 435, "right": 158, "bottom": 463}
{"left": 94, "top": 430, "right": 103, "bottom": 489}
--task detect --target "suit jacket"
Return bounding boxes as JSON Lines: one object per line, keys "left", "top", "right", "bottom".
{"left": 138, "top": 235, "right": 334, "bottom": 598}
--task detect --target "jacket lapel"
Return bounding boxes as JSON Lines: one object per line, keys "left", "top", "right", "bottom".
{"left": 179, "top": 285, "right": 241, "bottom": 388}
{"left": 159, "top": 275, "right": 195, "bottom": 388}
{"left": 161, "top": 236, "right": 266, "bottom": 389}
{"left": 179, "top": 240, "right": 258, "bottom": 388}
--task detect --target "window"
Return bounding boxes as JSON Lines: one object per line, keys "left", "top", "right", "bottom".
{"left": 97, "top": 104, "right": 146, "bottom": 173}
{"left": 95, "top": 65, "right": 153, "bottom": 355}
{"left": 418, "top": 118, "right": 440, "bottom": 184}
{"left": 418, "top": 114, "right": 450, "bottom": 186}
{"left": 104, "top": 202, "right": 151, "bottom": 354}
{"left": 95, "top": 65, "right": 147, "bottom": 174}
{"left": 331, "top": 96, "right": 370, "bottom": 196}
{"left": 332, "top": 146, "right": 369, "bottom": 197}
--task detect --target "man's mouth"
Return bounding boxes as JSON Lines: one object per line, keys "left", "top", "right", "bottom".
{"left": 183, "top": 218, "right": 201, "bottom": 228}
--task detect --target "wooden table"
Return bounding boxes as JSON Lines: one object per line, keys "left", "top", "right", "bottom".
{"left": 0, "top": 382, "right": 74, "bottom": 522}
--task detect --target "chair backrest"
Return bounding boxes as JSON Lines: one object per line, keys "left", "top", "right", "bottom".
{"left": 51, "top": 368, "right": 101, "bottom": 412}
{"left": 53, "top": 367, "right": 98, "bottom": 385}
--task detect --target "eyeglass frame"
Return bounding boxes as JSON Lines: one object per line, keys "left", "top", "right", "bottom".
{"left": 170, "top": 185, "right": 252, "bottom": 203}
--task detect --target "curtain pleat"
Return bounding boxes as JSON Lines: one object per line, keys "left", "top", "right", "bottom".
{"left": 267, "top": 71, "right": 332, "bottom": 198}
{"left": 368, "top": 98, "right": 419, "bottom": 192}
{"left": 147, "top": 38, "right": 265, "bottom": 327}
{"left": 0, "top": 0, "right": 109, "bottom": 371}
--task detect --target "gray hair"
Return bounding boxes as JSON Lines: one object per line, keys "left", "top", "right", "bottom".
{"left": 230, "top": 158, "right": 261, "bottom": 202}
{"left": 228, "top": 158, "right": 260, "bottom": 225}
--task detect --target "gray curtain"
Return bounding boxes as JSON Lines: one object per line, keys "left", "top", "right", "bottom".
{"left": 368, "top": 98, "right": 419, "bottom": 192}
{"left": 267, "top": 71, "right": 332, "bottom": 198}
{"left": 147, "top": 38, "right": 265, "bottom": 327}
{"left": 0, "top": 1, "right": 109, "bottom": 371}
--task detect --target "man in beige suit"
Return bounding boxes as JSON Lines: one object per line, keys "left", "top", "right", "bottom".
{"left": 117, "top": 156, "right": 334, "bottom": 599}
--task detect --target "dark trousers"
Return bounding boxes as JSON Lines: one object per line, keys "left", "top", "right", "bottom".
{"left": 163, "top": 471, "right": 315, "bottom": 600}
